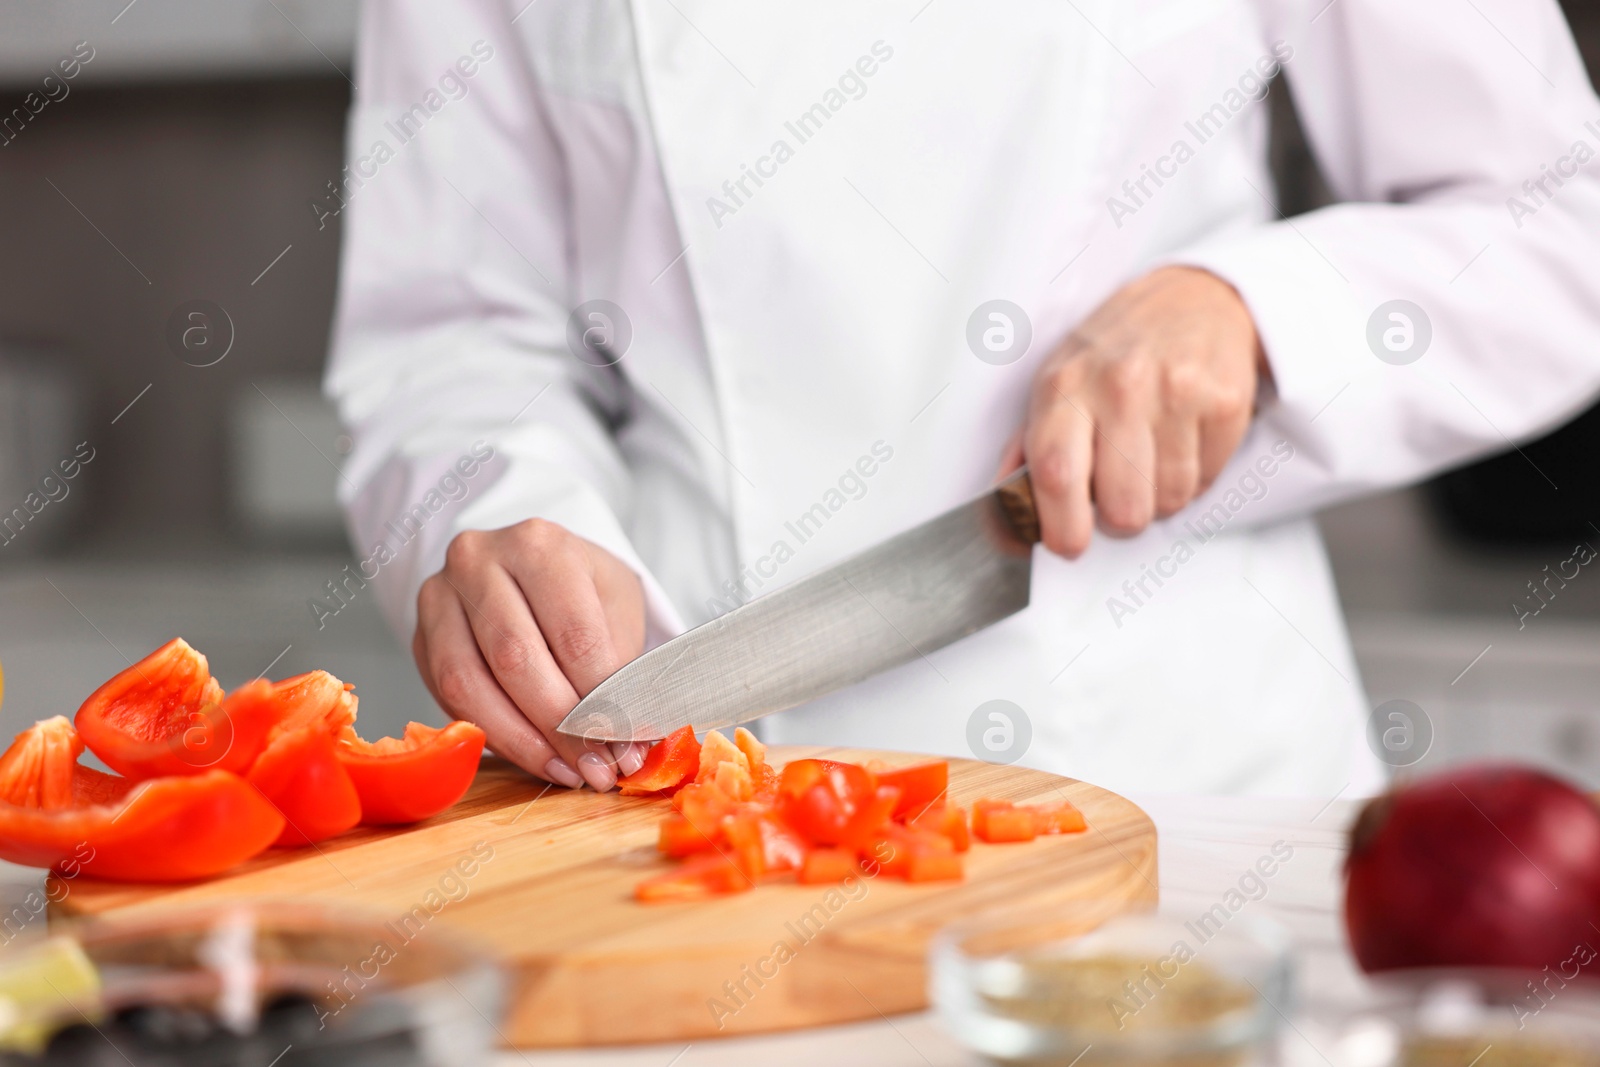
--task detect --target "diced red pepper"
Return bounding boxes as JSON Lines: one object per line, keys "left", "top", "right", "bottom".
{"left": 638, "top": 753, "right": 973, "bottom": 896}
{"left": 839, "top": 785, "right": 901, "bottom": 850}
{"left": 721, "top": 811, "right": 765, "bottom": 883}
{"left": 733, "top": 727, "right": 766, "bottom": 779}
{"left": 909, "top": 803, "right": 970, "bottom": 852}
{"left": 636, "top": 853, "right": 751, "bottom": 902}
{"left": 857, "top": 836, "right": 903, "bottom": 878}
{"left": 906, "top": 848, "right": 964, "bottom": 882}
{"left": 715, "top": 760, "right": 755, "bottom": 802}
{"left": 617, "top": 725, "right": 701, "bottom": 796}
{"left": 972, "top": 799, "right": 1038, "bottom": 843}
{"left": 798, "top": 847, "right": 857, "bottom": 884}
{"left": 673, "top": 782, "right": 737, "bottom": 841}
{"left": 875, "top": 761, "right": 948, "bottom": 820}
{"left": 757, "top": 813, "right": 807, "bottom": 873}
{"left": 778, "top": 758, "right": 826, "bottom": 799}
{"left": 695, "top": 730, "right": 749, "bottom": 784}
{"left": 658, "top": 813, "right": 715, "bottom": 857}
{"left": 1035, "top": 800, "right": 1088, "bottom": 834}
{"left": 778, "top": 759, "right": 877, "bottom": 845}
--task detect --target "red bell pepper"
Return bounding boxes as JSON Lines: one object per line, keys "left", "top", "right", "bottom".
{"left": 658, "top": 813, "right": 714, "bottom": 857}
{"left": 909, "top": 802, "right": 970, "bottom": 851}
{"left": 0, "top": 717, "right": 284, "bottom": 881}
{"left": 633, "top": 736, "right": 976, "bottom": 900}
{"left": 875, "top": 761, "right": 948, "bottom": 820}
{"left": 247, "top": 726, "right": 361, "bottom": 847}
{"left": 74, "top": 639, "right": 279, "bottom": 780}
{"left": 721, "top": 811, "right": 766, "bottom": 883}
{"left": 1035, "top": 800, "right": 1088, "bottom": 834}
{"left": 334, "top": 720, "right": 485, "bottom": 825}
{"left": 733, "top": 728, "right": 778, "bottom": 797}
{"left": 778, "top": 759, "right": 877, "bottom": 845}
{"left": 971, "top": 798, "right": 1088, "bottom": 842}
{"left": 617, "top": 724, "right": 701, "bottom": 795}
{"left": 906, "top": 847, "right": 964, "bottom": 882}
{"left": 798, "top": 847, "right": 857, "bottom": 884}
{"left": 757, "top": 813, "right": 807, "bottom": 873}
{"left": 267, "top": 671, "right": 358, "bottom": 736}
{"left": 635, "top": 852, "right": 751, "bottom": 902}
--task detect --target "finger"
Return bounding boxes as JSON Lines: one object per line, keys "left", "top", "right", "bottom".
{"left": 1153, "top": 416, "right": 1201, "bottom": 518}
{"left": 517, "top": 550, "right": 625, "bottom": 699}
{"left": 587, "top": 543, "right": 647, "bottom": 666}
{"left": 612, "top": 741, "right": 647, "bottom": 778}
{"left": 1090, "top": 409, "right": 1157, "bottom": 536}
{"left": 504, "top": 526, "right": 627, "bottom": 701}
{"left": 1197, "top": 393, "right": 1254, "bottom": 492}
{"left": 418, "top": 580, "right": 579, "bottom": 788}
{"left": 519, "top": 569, "right": 630, "bottom": 791}
{"left": 1025, "top": 382, "right": 1096, "bottom": 558}
{"left": 445, "top": 565, "right": 610, "bottom": 785}
{"left": 412, "top": 624, "right": 436, "bottom": 703}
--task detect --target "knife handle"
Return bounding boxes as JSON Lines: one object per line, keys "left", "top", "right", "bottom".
{"left": 995, "top": 467, "right": 1042, "bottom": 545}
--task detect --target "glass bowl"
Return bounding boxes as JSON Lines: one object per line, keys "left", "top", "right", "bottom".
{"left": 0, "top": 900, "right": 505, "bottom": 1066}
{"left": 932, "top": 906, "right": 1294, "bottom": 1066}
{"left": 1301, "top": 968, "right": 1600, "bottom": 1067}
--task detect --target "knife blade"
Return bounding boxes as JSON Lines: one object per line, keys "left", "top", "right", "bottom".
{"left": 556, "top": 468, "right": 1042, "bottom": 743}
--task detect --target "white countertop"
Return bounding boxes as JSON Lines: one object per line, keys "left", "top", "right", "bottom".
{"left": 499, "top": 793, "right": 1367, "bottom": 1067}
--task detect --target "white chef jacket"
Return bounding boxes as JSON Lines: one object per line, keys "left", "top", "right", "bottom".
{"left": 325, "top": 0, "right": 1600, "bottom": 798}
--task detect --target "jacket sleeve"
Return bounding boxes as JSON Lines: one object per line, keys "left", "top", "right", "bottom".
{"left": 324, "top": 1, "right": 685, "bottom": 644}
{"left": 1172, "top": 0, "right": 1600, "bottom": 522}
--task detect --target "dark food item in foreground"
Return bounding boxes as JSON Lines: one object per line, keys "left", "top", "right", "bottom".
{"left": 13, "top": 991, "right": 430, "bottom": 1067}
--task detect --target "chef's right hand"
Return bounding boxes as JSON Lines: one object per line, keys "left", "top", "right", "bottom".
{"left": 414, "top": 519, "right": 648, "bottom": 791}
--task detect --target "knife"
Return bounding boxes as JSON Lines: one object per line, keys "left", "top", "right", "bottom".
{"left": 556, "top": 468, "right": 1042, "bottom": 743}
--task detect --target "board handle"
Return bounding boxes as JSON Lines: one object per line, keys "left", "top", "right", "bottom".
{"left": 995, "top": 467, "right": 1042, "bottom": 545}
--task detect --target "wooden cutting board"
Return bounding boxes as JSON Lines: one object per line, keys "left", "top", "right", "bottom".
{"left": 54, "top": 747, "right": 1158, "bottom": 1047}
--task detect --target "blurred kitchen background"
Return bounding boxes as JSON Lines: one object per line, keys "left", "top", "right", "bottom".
{"left": 2, "top": 0, "right": 1599, "bottom": 782}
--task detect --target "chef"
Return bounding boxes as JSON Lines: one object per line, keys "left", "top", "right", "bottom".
{"left": 326, "top": 0, "right": 1600, "bottom": 797}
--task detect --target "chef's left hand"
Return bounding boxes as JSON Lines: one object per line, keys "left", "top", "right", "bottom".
{"left": 999, "top": 266, "right": 1266, "bottom": 559}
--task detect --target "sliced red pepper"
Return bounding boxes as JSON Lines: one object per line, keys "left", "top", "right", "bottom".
{"left": 617, "top": 724, "right": 700, "bottom": 796}
{"left": 267, "top": 671, "right": 357, "bottom": 737}
{"left": 0, "top": 717, "right": 283, "bottom": 881}
{"left": 74, "top": 639, "right": 278, "bottom": 780}
{"left": 798, "top": 847, "right": 857, "bottom": 884}
{"left": 334, "top": 720, "right": 485, "bottom": 825}
{"left": 876, "top": 761, "right": 948, "bottom": 820}
{"left": 248, "top": 726, "right": 361, "bottom": 847}
{"left": 636, "top": 853, "right": 750, "bottom": 902}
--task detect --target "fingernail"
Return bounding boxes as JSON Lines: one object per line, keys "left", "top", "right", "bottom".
{"left": 616, "top": 743, "right": 646, "bottom": 777}
{"left": 608, "top": 741, "right": 630, "bottom": 766}
{"left": 577, "top": 751, "right": 617, "bottom": 791}
{"left": 543, "top": 757, "right": 584, "bottom": 789}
